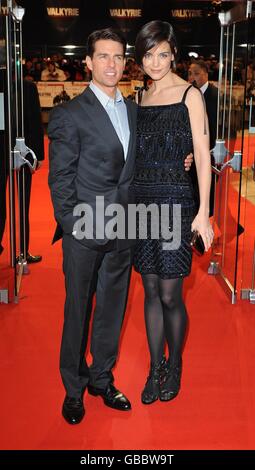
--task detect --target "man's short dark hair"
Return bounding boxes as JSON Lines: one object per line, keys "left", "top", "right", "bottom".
{"left": 86, "top": 28, "right": 126, "bottom": 58}
{"left": 135, "top": 20, "right": 178, "bottom": 67}
{"left": 191, "top": 60, "right": 209, "bottom": 74}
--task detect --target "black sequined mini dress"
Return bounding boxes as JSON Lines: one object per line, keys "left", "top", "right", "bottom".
{"left": 132, "top": 85, "right": 196, "bottom": 279}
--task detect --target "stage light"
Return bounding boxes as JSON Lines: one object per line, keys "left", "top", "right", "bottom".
{"left": 188, "top": 52, "right": 199, "bottom": 58}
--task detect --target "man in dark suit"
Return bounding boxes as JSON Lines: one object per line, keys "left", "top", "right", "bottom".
{"left": 0, "top": 79, "right": 44, "bottom": 260}
{"left": 19, "top": 79, "right": 44, "bottom": 262}
{"left": 188, "top": 60, "right": 218, "bottom": 216}
{"left": 48, "top": 28, "right": 137, "bottom": 425}
{"left": 48, "top": 28, "right": 193, "bottom": 425}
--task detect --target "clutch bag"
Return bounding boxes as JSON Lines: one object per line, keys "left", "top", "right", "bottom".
{"left": 190, "top": 230, "right": 205, "bottom": 256}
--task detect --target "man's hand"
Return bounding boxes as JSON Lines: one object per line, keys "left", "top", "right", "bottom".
{"left": 36, "top": 161, "right": 43, "bottom": 170}
{"left": 184, "top": 152, "right": 193, "bottom": 171}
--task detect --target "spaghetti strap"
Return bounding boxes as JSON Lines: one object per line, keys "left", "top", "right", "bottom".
{"left": 137, "top": 87, "right": 145, "bottom": 105}
{"left": 182, "top": 84, "right": 207, "bottom": 135}
{"left": 181, "top": 84, "right": 193, "bottom": 103}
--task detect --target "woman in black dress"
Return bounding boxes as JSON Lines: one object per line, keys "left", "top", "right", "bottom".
{"left": 132, "top": 21, "right": 214, "bottom": 404}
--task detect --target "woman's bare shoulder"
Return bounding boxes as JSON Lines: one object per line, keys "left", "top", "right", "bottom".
{"left": 165, "top": 79, "right": 194, "bottom": 102}
{"left": 173, "top": 75, "right": 189, "bottom": 87}
{"left": 185, "top": 85, "right": 202, "bottom": 102}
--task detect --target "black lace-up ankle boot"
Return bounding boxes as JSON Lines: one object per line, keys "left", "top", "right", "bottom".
{"left": 159, "top": 359, "right": 182, "bottom": 402}
{"left": 141, "top": 356, "right": 167, "bottom": 405}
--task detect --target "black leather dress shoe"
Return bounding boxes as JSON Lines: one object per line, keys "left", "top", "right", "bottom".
{"left": 87, "top": 383, "right": 131, "bottom": 411}
{"left": 62, "top": 396, "right": 85, "bottom": 424}
{"left": 26, "top": 253, "right": 42, "bottom": 263}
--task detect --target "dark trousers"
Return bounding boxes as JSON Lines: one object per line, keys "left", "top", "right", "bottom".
{"left": 61, "top": 234, "right": 133, "bottom": 398}
{"left": 0, "top": 163, "right": 32, "bottom": 255}
{"left": 0, "top": 133, "right": 8, "bottom": 252}
{"left": 18, "top": 166, "right": 32, "bottom": 255}
{"left": 0, "top": 159, "right": 7, "bottom": 252}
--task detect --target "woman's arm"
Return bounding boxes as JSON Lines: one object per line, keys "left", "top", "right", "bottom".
{"left": 186, "top": 87, "right": 214, "bottom": 251}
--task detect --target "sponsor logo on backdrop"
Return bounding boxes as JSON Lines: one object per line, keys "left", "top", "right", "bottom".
{"left": 171, "top": 10, "right": 202, "bottom": 18}
{"left": 109, "top": 1, "right": 143, "bottom": 40}
{"left": 47, "top": 8, "right": 79, "bottom": 17}
{"left": 46, "top": 1, "right": 80, "bottom": 32}
{"left": 0, "top": 4, "right": 79, "bottom": 18}
{"left": 109, "top": 9, "right": 142, "bottom": 18}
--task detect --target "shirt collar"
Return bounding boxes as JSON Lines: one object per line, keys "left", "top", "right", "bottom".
{"left": 89, "top": 81, "right": 124, "bottom": 108}
{"left": 200, "top": 81, "right": 209, "bottom": 94}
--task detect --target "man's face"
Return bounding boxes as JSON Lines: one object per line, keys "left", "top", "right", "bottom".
{"left": 188, "top": 64, "right": 208, "bottom": 88}
{"left": 86, "top": 39, "right": 125, "bottom": 92}
{"left": 48, "top": 63, "right": 55, "bottom": 73}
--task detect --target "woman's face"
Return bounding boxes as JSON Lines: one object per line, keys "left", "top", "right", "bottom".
{"left": 142, "top": 41, "right": 173, "bottom": 81}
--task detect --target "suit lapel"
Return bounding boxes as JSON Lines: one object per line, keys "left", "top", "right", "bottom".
{"left": 78, "top": 88, "right": 137, "bottom": 183}
{"left": 125, "top": 98, "right": 135, "bottom": 161}
{"left": 118, "top": 98, "right": 137, "bottom": 183}
{"left": 79, "top": 87, "right": 124, "bottom": 159}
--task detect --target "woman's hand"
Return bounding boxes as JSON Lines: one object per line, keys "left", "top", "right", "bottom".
{"left": 191, "top": 213, "right": 214, "bottom": 252}
{"left": 184, "top": 152, "right": 193, "bottom": 171}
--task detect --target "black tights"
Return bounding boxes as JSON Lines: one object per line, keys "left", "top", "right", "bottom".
{"left": 142, "top": 274, "right": 187, "bottom": 366}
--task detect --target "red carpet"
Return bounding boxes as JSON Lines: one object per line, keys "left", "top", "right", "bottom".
{"left": 0, "top": 138, "right": 255, "bottom": 450}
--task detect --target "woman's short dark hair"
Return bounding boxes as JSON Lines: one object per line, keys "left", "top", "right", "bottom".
{"left": 135, "top": 20, "right": 178, "bottom": 68}
{"left": 87, "top": 28, "right": 126, "bottom": 58}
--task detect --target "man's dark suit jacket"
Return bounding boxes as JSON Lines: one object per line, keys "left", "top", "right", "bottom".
{"left": 48, "top": 86, "right": 137, "bottom": 251}
{"left": 23, "top": 80, "right": 45, "bottom": 163}
{"left": 204, "top": 83, "right": 218, "bottom": 151}
{"left": 0, "top": 79, "right": 44, "bottom": 251}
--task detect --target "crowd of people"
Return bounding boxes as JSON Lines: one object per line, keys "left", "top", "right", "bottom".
{"left": 23, "top": 52, "right": 254, "bottom": 86}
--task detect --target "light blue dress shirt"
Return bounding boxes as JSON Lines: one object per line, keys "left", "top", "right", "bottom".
{"left": 89, "top": 81, "right": 130, "bottom": 160}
